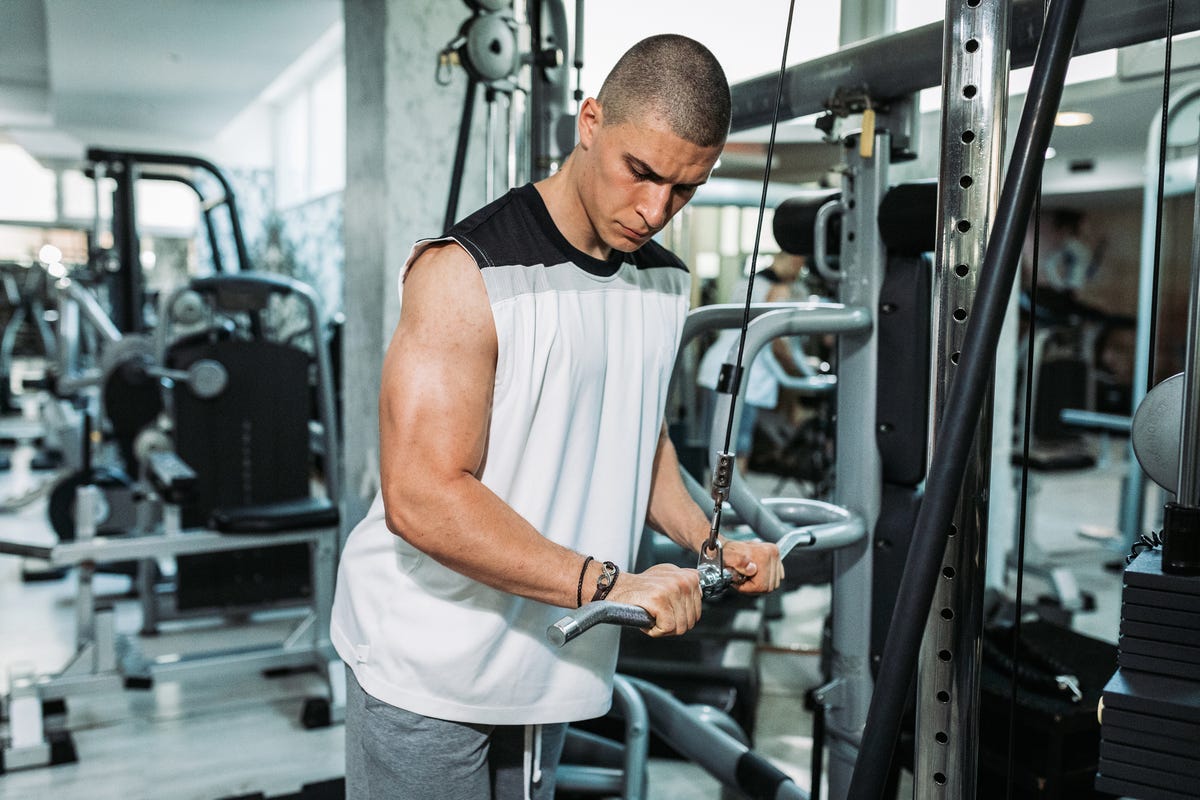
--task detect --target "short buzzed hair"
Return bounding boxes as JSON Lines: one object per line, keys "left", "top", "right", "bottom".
{"left": 596, "top": 34, "right": 731, "bottom": 148}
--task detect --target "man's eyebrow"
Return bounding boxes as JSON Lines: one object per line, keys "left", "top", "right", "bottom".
{"left": 625, "top": 154, "right": 662, "bottom": 181}
{"left": 625, "top": 154, "right": 707, "bottom": 189}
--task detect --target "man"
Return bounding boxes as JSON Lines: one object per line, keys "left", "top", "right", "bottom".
{"left": 332, "top": 33, "right": 783, "bottom": 799}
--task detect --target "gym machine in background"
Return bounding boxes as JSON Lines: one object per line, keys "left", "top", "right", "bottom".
{"left": 0, "top": 150, "right": 345, "bottom": 774}
{"left": 439, "top": 0, "right": 581, "bottom": 229}
{"left": 85, "top": 148, "right": 252, "bottom": 332}
{"left": 1100, "top": 106, "right": 1200, "bottom": 797}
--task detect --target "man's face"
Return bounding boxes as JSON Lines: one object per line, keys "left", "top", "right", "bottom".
{"left": 578, "top": 102, "right": 723, "bottom": 253}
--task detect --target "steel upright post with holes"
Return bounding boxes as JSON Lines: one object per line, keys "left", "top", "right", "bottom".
{"left": 915, "top": 1, "right": 1010, "bottom": 798}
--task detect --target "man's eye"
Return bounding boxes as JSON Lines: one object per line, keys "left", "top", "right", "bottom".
{"left": 631, "top": 169, "right": 651, "bottom": 181}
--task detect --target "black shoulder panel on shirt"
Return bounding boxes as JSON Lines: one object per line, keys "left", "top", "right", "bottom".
{"left": 447, "top": 185, "right": 691, "bottom": 276}
{"left": 628, "top": 238, "right": 690, "bottom": 273}
{"left": 445, "top": 189, "right": 559, "bottom": 271}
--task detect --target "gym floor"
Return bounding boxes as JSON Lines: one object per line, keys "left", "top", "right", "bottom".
{"left": 0, "top": 429, "right": 1132, "bottom": 800}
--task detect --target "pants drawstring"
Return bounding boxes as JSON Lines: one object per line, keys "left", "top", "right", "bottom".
{"left": 522, "top": 723, "right": 543, "bottom": 800}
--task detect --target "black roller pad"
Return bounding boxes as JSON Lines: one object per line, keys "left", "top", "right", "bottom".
{"left": 877, "top": 181, "right": 938, "bottom": 255}
{"left": 1118, "top": 651, "right": 1197, "bottom": 680}
{"left": 1096, "top": 774, "right": 1198, "bottom": 800}
{"left": 1123, "top": 602, "right": 1200, "bottom": 631}
{"left": 1097, "top": 759, "right": 1200, "bottom": 797}
{"left": 1102, "top": 707, "right": 1200, "bottom": 741}
{"left": 1127, "top": 550, "right": 1200, "bottom": 596}
{"left": 1103, "top": 742, "right": 1200, "bottom": 779}
{"left": 1124, "top": 586, "right": 1200, "bottom": 614}
{"left": 1104, "top": 724, "right": 1200, "bottom": 759}
{"left": 1103, "top": 669, "right": 1200, "bottom": 724}
{"left": 1121, "top": 619, "right": 1200, "bottom": 648}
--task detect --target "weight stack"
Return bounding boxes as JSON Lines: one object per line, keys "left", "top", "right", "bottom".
{"left": 1096, "top": 549, "right": 1200, "bottom": 799}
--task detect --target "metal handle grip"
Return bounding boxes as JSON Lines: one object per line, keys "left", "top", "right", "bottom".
{"left": 547, "top": 601, "right": 655, "bottom": 647}
{"left": 812, "top": 199, "right": 845, "bottom": 285}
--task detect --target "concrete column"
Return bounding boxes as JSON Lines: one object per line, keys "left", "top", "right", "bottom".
{"left": 341, "top": 0, "right": 490, "bottom": 539}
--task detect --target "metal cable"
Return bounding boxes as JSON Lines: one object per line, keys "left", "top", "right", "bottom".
{"left": 1006, "top": 187, "right": 1042, "bottom": 800}
{"left": 719, "top": 0, "right": 797, "bottom": 458}
{"left": 704, "top": 0, "right": 798, "bottom": 550}
{"left": 1146, "top": 0, "right": 1177, "bottom": 393}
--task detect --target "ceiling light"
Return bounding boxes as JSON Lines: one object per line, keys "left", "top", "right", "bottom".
{"left": 38, "top": 244, "right": 62, "bottom": 266}
{"left": 1055, "top": 111, "right": 1094, "bottom": 127}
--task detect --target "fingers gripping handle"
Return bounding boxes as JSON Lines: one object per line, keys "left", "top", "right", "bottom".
{"left": 547, "top": 601, "right": 655, "bottom": 647}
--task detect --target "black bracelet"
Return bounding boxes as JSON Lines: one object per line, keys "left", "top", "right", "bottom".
{"left": 576, "top": 556, "right": 594, "bottom": 608}
{"left": 590, "top": 561, "right": 619, "bottom": 603}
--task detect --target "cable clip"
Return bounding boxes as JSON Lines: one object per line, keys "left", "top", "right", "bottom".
{"left": 1055, "top": 674, "right": 1083, "bottom": 703}
{"left": 710, "top": 451, "right": 734, "bottom": 506}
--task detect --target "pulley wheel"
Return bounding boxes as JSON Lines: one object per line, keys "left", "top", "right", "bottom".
{"left": 463, "top": 13, "right": 517, "bottom": 83}
{"left": 1132, "top": 373, "right": 1183, "bottom": 492}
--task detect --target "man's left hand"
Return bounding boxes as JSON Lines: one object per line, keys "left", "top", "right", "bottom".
{"left": 721, "top": 538, "right": 783, "bottom": 594}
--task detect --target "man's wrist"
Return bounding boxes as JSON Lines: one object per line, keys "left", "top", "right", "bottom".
{"left": 579, "top": 556, "right": 625, "bottom": 605}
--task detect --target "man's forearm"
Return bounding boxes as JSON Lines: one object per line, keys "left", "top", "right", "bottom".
{"left": 384, "top": 473, "right": 597, "bottom": 608}
{"left": 644, "top": 426, "right": 713, "bottom": 553}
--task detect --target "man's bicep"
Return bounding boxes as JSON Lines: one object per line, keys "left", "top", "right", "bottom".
{"left": 380, "top": 245, "right": 497, "bottom": 485}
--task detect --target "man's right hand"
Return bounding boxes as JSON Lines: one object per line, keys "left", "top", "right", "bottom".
{"left": 603, "top": 563, "right": 702, "bottom": 637}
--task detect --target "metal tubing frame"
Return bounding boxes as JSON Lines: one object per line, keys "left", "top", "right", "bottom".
{"left": 1177, "top": 135, "right": 1200, "bottom": 508}
{"left": 825, "top": 128, "right": 890, "bottom": 799}
{"left": 728, "top": 0, "right": 1199, "bottom": 133}
{"left": 914, "top": 1, "right": 1010, "bottom": 797}
{"left": 58, "top": 278, "right": 123, "bottom": 346}
{"left": 1121, "top": 84, "right": 1200, "bottom": 546}
{"left": 679, "top": 301, "right": 861, "bottom": 353}
{"left": 109, "top": 154, "right": 142, "bottom": 333}
{"left": 707, "top": 306, "right": 871, "bottom": 468}
{"left": 137, "top": 170, "right": 227, "bottom": 275}
{"left": 847, "top": 0, "right": 1087, "bottom": 796}
{"left": 680, "top": 468, "right": 867, "bottom": 553}
{"left": 625, "top": 677, "right": 809, "bottom": 800}
{"left": 86, "top": 148, "right": 252, "bottom": 273}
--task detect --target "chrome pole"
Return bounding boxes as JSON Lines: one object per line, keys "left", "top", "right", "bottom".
{"left": 916, "top": 1, "right": 1010, "bottom": 797}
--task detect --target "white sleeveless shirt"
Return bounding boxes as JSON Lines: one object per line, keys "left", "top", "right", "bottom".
{"left": 331, "top": 185, "right": 691, "bottom": 724}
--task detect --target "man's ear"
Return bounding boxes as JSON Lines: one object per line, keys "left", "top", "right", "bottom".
{"left": 577, "top": 97, "right": 602, "bottom": 149}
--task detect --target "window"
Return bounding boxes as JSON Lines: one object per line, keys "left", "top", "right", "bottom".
{"left": 0, "top": 144, "right": 56, "bottom": 223}
{"left": 580, "top": 1, "right": 842, "bottom": 93}
{"left": 273, "top": 54, "right": 346, "bottom": 208}
{"left": 310, "top": 62, "right": 346, "bottom": 199}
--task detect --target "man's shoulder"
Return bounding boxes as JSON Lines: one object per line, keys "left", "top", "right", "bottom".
{"left": 447, "top": 187, "right": 529, "bottom": 240}
{"left": 446, "top": 186, "right": 555, "bottom": 271}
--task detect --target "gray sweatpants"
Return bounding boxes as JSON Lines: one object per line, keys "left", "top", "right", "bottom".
{"left": 344, "top": 665, "right": 567, "bottom": 800}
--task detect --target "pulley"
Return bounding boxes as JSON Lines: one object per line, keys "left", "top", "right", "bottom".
{"left": 1131, "top": 372, "right": 1184, "bottom": 492}
{"left": 459, "top": 11, "right": 519, "bottom": 86}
